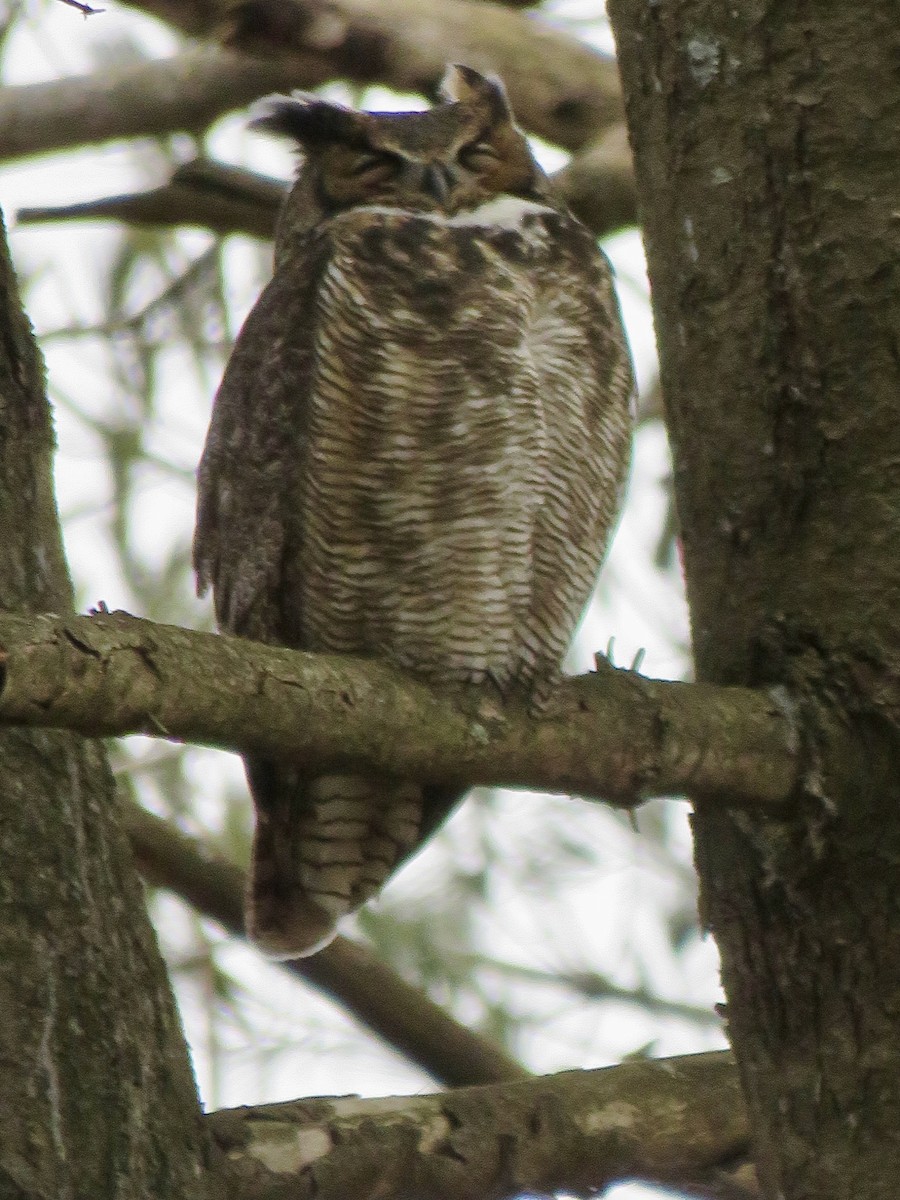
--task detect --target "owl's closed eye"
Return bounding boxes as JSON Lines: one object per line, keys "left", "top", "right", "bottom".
{"left": 252, "top": 64, "right": 547, "bottom": 216}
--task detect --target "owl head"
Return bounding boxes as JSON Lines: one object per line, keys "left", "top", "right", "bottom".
{"left": 253, "top": 65, "right": 550, "bottom": 232}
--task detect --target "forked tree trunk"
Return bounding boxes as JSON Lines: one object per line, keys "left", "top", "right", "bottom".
{"left": 0, "top": 212, "right": 209, "bottom": 1197}
{"left": 607, "top": 4, "right": 900, "bottom": 1197}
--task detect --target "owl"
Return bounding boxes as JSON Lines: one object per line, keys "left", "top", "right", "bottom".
{"left": 194, "top": 65, "right": 634, "bottom": 958}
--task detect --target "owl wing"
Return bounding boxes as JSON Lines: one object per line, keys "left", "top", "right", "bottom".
{"left": 194, "top": 231, "right": 461, "bottom": 957}
{"left": 193, "top": 233, "right": 328, "bottom": 647}
{"left": 195, "top": 234, "right": 339, "bottom": 955}
{"left": 522, "top": 218, "right": 634, "bottom": 695}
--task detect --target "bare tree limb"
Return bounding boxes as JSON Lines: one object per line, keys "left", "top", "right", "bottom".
{"left": 129, "top": 804, "right": 758, "bottom": 1196}
{"left": 0, "top": 610, "right": 800, "bottom": 808}
{"left": 18, "top": 159, "right": 286, "bottom": 240}
{"left": 216, "top": 0, "right": 622, "bottom": 149}
{"left": 1, "top": 2, "right": 621, "bottom": 164}
{"left": 204, "top": 1051, "right": 755, "bottom": 1199}
{"left": 17, "top": 134, "right": 637, "bottom": 241}
{"left": 554, "top": 122, "right": 637, "bottom": 237}
{"left": 125, "top": 802, "right": 528, "bottom": 1086}
{"left": 124, "top": 0, "right": 542, "bottom": 29}
{"left": 473, "top": 959, "right": 722, "bottom": 1028}
{"left": 0, "top": 48, "right": 297, "bottom": 162}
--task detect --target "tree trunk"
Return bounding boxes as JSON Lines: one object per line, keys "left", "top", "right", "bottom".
{"left": 607, "top": 4, "right": 900, "bottom": 1197}
{"left": 0, "top": 211, "right": 209, "bottom": 1197}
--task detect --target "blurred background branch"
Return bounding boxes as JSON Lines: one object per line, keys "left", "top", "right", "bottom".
{"left": 2, "top": 0, "right": 622, "bottom": 163}
{"left": 126, "top": 800, "right": 529, "bottom": 1086}
{"left": 18, "top": 135, "right": 638, "bottom": 240}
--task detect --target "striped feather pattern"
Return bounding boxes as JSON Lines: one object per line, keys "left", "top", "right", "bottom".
{"left": 195, "top": 196, "right": 632, "bottom": 958}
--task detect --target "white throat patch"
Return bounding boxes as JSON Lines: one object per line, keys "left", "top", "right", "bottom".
{"left": 446, "top": 195, "right": 557, "bottom": 228}
{"left": 338, "top": 196, "right": 556, "bottom": 231}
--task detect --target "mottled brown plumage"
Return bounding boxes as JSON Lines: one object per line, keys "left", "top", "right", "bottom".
{"left": 194, "top": 66, "right": 634, "bottom": 957}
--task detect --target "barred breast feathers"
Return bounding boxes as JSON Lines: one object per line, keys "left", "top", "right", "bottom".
{"left": 195, "top": 65, "right": 635, "bottom": 957}
{"left": 296, "top": 204, "right": 632, "bottom": 693}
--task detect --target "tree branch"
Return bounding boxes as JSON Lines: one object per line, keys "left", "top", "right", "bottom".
{"left": 204, "top": 1051, "right": 756, "bottom": 1200}
{"left": 554, "top": 123, "right": 637, "bottom": 238}
{"left": 56, "top": 0, "right": 105, "bottom": 15}
{"left": 1, "top": 1, "right": 621, "bottom": 165}
{"left": 17, "top": 134, "right": 637, "bottom": 242}
{"left": 473, "top": 958, "right": 723, "bottom": 1028}
{"left": 215, "top": 0, "right": 623, "bottom": 149}
{"left": 129, "top": 803, "right": 758, "bottom": 1195}
{"left": 0, "top": 610, "right": 798, "bottom": 807}
{"left": 125, "top": 801, "right": 528, "bottom": 1086}
{"left": 0, "top": 48, "right": 295, "bottom": 163}
{"left": 124, "top": 0, "right": 543, "bottom": 30}
{"left": 18, "top": 159, "right": 287, "bottom": 241}
{"left": 20, "top": 124, "right": 638, "bottom": 239}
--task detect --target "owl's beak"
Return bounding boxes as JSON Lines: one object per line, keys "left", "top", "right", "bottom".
{"left": 419, "top": 162, "right": 458, "bottom": 203}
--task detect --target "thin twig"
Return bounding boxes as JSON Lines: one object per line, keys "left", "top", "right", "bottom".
{"left": 56, "top": 0, "right": 105, "bottom": 15}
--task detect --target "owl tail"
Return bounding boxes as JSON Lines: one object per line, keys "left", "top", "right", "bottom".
{"left": 244, "top": 757, "right": 422, "bottom": 959}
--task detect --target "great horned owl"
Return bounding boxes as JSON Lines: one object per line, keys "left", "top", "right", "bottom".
{"left": 194, "top": 65, "right": 634, "bottom": 958}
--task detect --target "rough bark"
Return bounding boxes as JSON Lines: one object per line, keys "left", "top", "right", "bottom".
{"left": 608, "top": 3, "right": 900, "bottom": 1197}
{"left": 0, "top": 609, "right": 799, "bottom": 808}
{"left": 0, "top": 211, "right": 209, "bottom": 1196}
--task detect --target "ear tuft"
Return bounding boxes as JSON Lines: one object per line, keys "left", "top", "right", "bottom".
{"left": 439, "top": 64, "right": 512, "bottom": 120}
{"left": 250, "top": 95, "right": 366, "bottom": 147}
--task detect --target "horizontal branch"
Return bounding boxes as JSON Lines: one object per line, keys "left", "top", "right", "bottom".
{"left": 0, "top": 610, "right": 798, "bottom": 807}
{"left": 554, "top": 123, "right": 637, "bottom": 237}
{"left": 215, "top": 0, "right": 623, "bottom": 149}
{"left": 126, "top": 802, "right": 526, "bottom": 1085}
{"left": 122, "top": 0, "right": 539, "bottom": 32}
{"left": 17, "top": 135, "right": 637, "bottom": 241}
{"left": 130, "top": 786, "right": 756, "bottom": 1195}
{"left": 206, "top": 1051, "right": 757, "bottom": 1200}
{"left": 19, "top": 159, "right": 287, "bottom": 241}
{"left": 2, "top": 1, "right": 621, "bottom": 165}
{"left": 476, "top": 958, "right": 723, "bottom": 1028}
{"left": 0, "top": 48, "right": 298, "bottom": 163}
